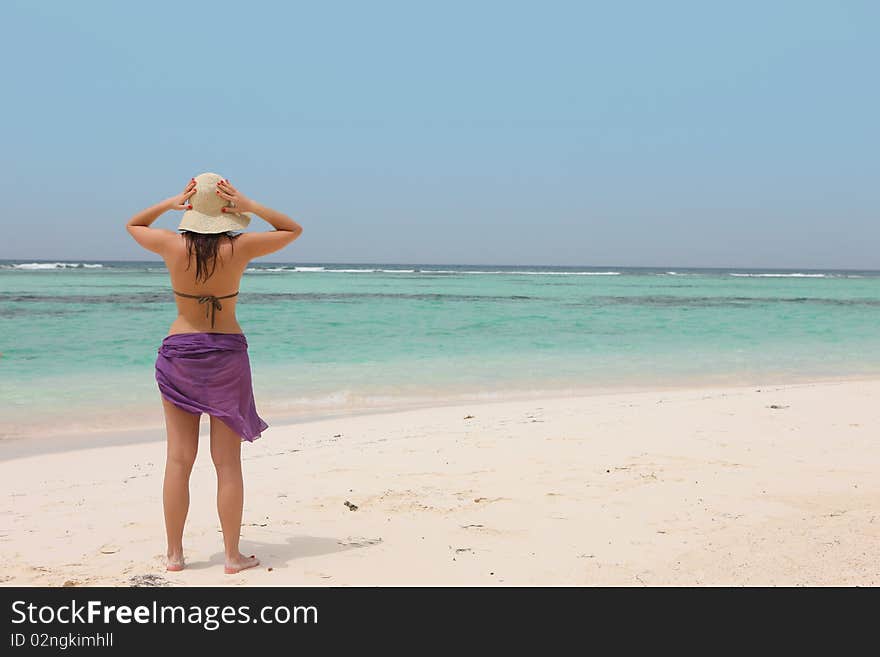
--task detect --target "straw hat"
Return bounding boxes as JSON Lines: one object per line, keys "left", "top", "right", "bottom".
{"left": 178, "top": 172, "right": 251, "bottom": 234}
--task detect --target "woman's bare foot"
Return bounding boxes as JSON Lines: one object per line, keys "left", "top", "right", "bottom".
{"left": 166, "top": 549, "right": 185, "bottom": 572}
{"left": 224, "top": 553, "right": 260, "bottom": 575}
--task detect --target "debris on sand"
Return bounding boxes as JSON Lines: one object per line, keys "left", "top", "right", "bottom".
{"left": 344, "top": 500, "right": 359, "bottom": 511}
{"left": 768, "top": 404, "right": 790, "bottom": 410}
{"left": 464, "top": 415, "right": 475, "bottom": 419}
{"left": 128, "top": 574, "right": 171, "bottom": 587}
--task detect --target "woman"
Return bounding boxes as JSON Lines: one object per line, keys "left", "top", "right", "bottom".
{"left": 126, "top": 172, "right": 303, "bottom": 574}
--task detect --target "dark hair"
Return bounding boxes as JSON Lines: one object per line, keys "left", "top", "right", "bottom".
{"left": 180, "top": 230, "right": 241, "bottom": 283}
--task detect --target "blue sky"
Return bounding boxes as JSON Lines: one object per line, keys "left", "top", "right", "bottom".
{"left": 2, "top": 1, "right": 878, "bottom": 268}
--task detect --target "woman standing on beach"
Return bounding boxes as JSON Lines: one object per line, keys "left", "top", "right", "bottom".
{"left": 126, "top": 172, "right": 303, "bottom": 574}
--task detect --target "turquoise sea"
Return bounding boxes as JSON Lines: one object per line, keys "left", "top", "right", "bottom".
{"left": 2, "top": 259, "right": 880, "bottom": 439}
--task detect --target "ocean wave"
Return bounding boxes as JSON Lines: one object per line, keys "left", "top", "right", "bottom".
{"left": 524, "top": 271, "right": 621, "bottom": 276}
{"left": 243, "top": 267, "right": 622, "bottom": 276}
{"left": 245, "top": 266, "right": 330, "bottom": 273}
{"left": 1, "top": 262, "right": 104, "bottom": 270}
{"left": 420, "top": 270, "right": 622, "bottom": 276}
{"left": 729, "top": 273, "right": 826, "bottom": 278}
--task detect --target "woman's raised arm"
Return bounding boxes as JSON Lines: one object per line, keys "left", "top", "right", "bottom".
{"left": 125, "top": 179, "right": 197, "bottom": 254}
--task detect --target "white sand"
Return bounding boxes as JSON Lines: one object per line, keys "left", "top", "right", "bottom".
{"left": 2, "top": 379, "right": 878, "bottom": 586}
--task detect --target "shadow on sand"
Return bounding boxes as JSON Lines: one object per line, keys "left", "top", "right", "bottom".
{"left": 182, "top": 534, "right": 382, "bottom": 571}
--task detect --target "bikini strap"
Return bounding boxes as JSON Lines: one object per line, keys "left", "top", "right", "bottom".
{"left": 172, "top": 290, "right": 239, "bottom": 328}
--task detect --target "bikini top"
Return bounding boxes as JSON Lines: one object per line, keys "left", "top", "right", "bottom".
{"left": 173, "top": 290, "right": 239, "bottom": 328}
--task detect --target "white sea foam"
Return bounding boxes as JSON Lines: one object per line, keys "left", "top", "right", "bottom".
{"left": 523, "top": 270, "right": 618, "bottom": 276}
{"left": 729, "top": 273, "right": 826, "bottom": 278}
{"left": 3, "top": 262, "right": 104, "bottom": 270}
{"left": 246, "top": 267, "right": 390, "bottom": 273}
{"left": 245, "top": 266, "right": 327, "bottom": 273}
{"left": 422, "top": 270, "right": 622, "bottom": 276}
{"left": 243, "top": 267, "right": 623, "bottom": 276}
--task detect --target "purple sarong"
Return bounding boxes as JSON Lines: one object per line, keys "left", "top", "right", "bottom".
{"left": 155, "top": 332, "right": 269, "bottom": 442}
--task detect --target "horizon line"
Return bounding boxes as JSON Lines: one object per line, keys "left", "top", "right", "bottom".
{"left": 1, "top": 258, "right": 879, "bottom": 273}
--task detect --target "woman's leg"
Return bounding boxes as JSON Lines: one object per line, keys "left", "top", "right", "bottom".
{"left": 210, "top": 416, "right": 259, "bottom": 574}
{"left": 161, "top": 397, "right": 200, "bottom": 571}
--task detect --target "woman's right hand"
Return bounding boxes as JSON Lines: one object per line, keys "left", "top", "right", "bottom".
{"left": 216, "top": 179, "right": 257, "bottom": 214}
{"left": 167, "top": 178, "right": 197, "bottom": 211}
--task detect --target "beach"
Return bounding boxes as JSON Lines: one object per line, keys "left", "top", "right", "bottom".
{"left": 3, "top": 378, "right": 878, "bottom": 586}
{"left": 5, "top": 0, "right": 880, "bottom": 603}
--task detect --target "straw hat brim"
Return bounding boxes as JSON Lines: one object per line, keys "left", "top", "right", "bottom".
{"left": 178, "top": 208, "right": 251, "bottom": 234}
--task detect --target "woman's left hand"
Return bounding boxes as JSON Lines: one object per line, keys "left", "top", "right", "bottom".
{"left": 217, "top": 179, "right": 257, "bottom": 214}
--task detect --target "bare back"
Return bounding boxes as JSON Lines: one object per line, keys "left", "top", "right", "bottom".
{"left": 127, "top": 203, "right": 300, "bottom": 336}
{"left": 163, "top": 234, "right": 250, "bottom": 335}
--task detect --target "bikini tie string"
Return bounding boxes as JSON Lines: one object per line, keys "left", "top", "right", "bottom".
{"left": 172, "top": 290, "right": 239, "bottom": 329}
{"left": 197, "top": 296, "right": 223, "bottom": 328}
